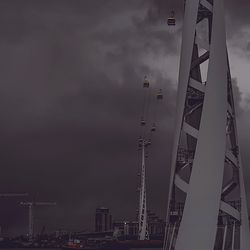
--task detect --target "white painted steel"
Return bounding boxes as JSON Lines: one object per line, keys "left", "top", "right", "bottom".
{"left": 182, "top": 122, "right": 199, "bottom": 138}
{"left": 138, "top": 141, "right": 148, "bottom": 240}
{"left": 164, "top": 0, "right": 250, "bottom": 248}
{"left": 220, "top": 201, "right": 240, "bottom": 221}
{"left": 228, "top": 103, "right": 233, "bottom": 116}
{"left": 222, "top": 224, "right": 228, "bottom": 250}
{"left": 189, "top": 77, "right": 206, "bottom": 92}
{"left": 200, "top": 0, "right": 213, "bottom": 11}
{"left": 195, "top": 36, "right": 210, "bottom": 51}
{"left": 163, "top": 225, "right": 170, "bottom": 250}
{"left": 165, "top": 0, "right": 200, "bottom": 234}
{"left": 239, "top": 158, "right": 250, "bottom": 249}
{"left": 175, "top": 0, "right": 228, "bottom": 249}
{"left": 226, "top": 150, "right": 238, "bottom": 167}
{"left": 174, "top": 174, "right": 188, "bottom": 193}
{"left": 168, "top": 223, "right": 176, "bottom": 250}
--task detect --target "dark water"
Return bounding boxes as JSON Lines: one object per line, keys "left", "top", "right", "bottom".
{"left": 0, "top": 248, "right": 161, "bottom": 250}
{"left": 131, "top": 249, "right": 160, "bottom": 250}
{"left": 131, "top": 248, "right": 160, "bottom": 250}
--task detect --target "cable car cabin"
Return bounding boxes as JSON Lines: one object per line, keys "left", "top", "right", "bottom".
{"left": 157, "top": 89, "right": 163, "bottom": 100}
{"left": 145, "top": 139, "right": 151, "bottom": 147}
{"left": 140, "top": 118, "right": 146, "bottom": 126}
{"left": 151, "top": 124, "right": 156, "bottom": 132}
{"left": 168, "top": 11, "right": 176, "bottom": 26}
{"left": 143, "top": 76, "right": 149, "bottom": 88}
{"left": 168, "top": 17, "right": 176, "bottom": 26}
{"left": 138, "top": 137, "right": 143, "bottom": 148}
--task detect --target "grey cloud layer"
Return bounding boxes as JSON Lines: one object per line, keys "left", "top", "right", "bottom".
{"left": 0, "top": 0, "right": 248, "bottom": 235}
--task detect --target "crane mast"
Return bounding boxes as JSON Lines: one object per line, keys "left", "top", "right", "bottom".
{"left": 20, "top": 201, "right": 56, "bottom": 241}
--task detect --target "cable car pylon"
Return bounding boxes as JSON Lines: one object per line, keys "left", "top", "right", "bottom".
{"left": 137, "top": 76, "right": 163, "bottom": 241}
{"left": 164, "top": 0, "right": 250, "bottom": 249}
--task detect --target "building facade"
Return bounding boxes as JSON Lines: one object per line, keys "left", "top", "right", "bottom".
{"left": 95, "top": 207, "right": 112, "bottom": 232}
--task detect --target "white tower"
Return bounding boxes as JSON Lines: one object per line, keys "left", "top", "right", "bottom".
{"left": 138, "top": 138, "right": 149, "bottom": 240}
{"left": 137, "top": 75, "right": 162, "bottom": 240}
{"left": 164, "top": 0, "right": 250, "bottom": 249}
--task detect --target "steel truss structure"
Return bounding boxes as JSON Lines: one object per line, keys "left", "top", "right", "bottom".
{"left": 164, "top": 0, "right": 250, "bottom": 249}
{"left": 138, "top": 139, "right": 149, "bottom": 240}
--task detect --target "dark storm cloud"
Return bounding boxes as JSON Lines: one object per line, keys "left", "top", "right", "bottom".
{"left": 147, "top": 0, "right": 250, "bottom": 36}
{"left": 0, "top": 0, "right": 249, "bottom": 237}
{"left": 0, "top": 0, "right": 178, "bottom": 235}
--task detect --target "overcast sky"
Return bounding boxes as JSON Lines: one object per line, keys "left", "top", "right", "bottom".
{"left": 0, "top": 0, "right": 249, "bottom": 236}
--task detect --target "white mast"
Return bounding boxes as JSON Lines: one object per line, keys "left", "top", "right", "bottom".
{"left": 138, "top": 76, "right": 162, "bottom": 240}
{"left": 164, "top": 0, "right": 250, "bottom": 249}
{"left": 138, "top": 139, "right": 149, "bottom": 240}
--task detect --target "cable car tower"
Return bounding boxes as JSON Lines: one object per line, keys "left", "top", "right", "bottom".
{"left": 137, "top": 76, "right": 163, "bottom": 240}
{"left": 164, "top": 0, "right": 250, "bottom": 249}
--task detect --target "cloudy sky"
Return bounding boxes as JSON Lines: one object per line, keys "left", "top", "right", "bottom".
{"left": 0, "top": 0, "right": 249, "bottom": 236}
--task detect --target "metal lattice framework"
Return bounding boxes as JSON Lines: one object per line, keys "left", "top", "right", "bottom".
{"left": 138, "top": 139, "right": 149, "bottom": 240}
{"left": 164, "top": 0, "right": 250, "bottom": 249}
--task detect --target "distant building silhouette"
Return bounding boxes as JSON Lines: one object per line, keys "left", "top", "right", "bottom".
{"left": 95, "top": 207, "right": 112, "bottom": 232}
{"left": 113, "top": 211, "right": 165, "bottom": 240}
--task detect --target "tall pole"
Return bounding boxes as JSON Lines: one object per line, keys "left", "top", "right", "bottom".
{"left": 138, "top": 76, "right": 162, "bottom": 240}
{"left": 164, "top": 0, "right": 250, "bottom": 249}
{"left": 28, "top": 204, "right": 34, "bottom": 240}
{"left": 138, "top": 139, "right": 148, "bottom": 240}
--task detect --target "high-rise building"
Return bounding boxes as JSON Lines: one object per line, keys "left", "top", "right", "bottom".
{"left": 95, "top": 207, "right": 112, "bottom": 232}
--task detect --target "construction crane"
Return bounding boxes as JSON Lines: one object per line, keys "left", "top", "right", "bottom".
{"left": 0, "top": 193, "right": 28, "bottom": 198}
{"left": 0, "top": 193, "right": 28, "bottom": 235}
{"left": 20, "top": 201, "right": 56, "bottom": 241}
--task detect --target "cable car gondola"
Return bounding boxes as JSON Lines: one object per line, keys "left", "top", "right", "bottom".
{"left": 151, "top": 123, "right": 156, "bottom": 132}
{"left": 157, "top": 89, "right": 163, "bottom": 100}
{"left": 143, "top": 76, "right": 149, "bottom": 88}
{"left": 140, "top": 117, "right": 146, "bottom": 126}
{"left": 168, "top": 10, "right": 176, "bottom": 26}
